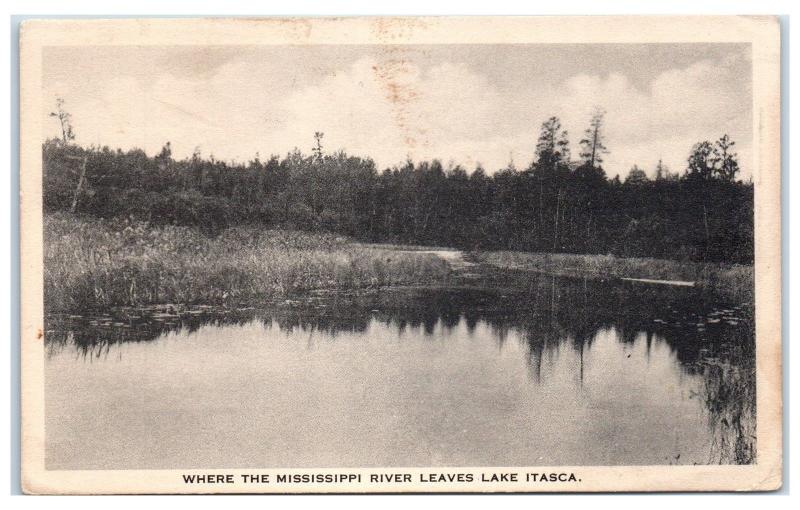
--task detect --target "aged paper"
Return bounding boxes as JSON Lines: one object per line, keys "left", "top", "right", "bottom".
{"left": 20, "top": 16, "right": 781, "bottom": 493}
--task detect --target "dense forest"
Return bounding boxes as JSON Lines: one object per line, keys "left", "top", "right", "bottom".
{"left": 43, "top": 105, "right": 753, "bottom": 264}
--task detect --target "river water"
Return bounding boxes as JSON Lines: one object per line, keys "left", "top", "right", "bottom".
{"left": 44, "top": 274, "right": 755, "bottom": 469}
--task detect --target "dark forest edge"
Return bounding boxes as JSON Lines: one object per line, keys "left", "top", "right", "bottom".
{"left": 43, "top": 106, "right": 754, "bottom": 311}
{"left": 44, "top": 112, "right": 753, "bottom": 265}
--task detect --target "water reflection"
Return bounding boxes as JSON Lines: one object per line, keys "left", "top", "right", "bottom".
{"left": 45, "top": 274, "right": 755, "bottom": 468}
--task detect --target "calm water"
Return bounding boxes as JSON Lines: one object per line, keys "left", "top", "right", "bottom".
{"left": 45, "top": 275, "right": 755, "bottom": 469}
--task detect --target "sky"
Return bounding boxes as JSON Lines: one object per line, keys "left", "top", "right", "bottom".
{"left": 42, "top": 43, "right": 752, "bottom": 179}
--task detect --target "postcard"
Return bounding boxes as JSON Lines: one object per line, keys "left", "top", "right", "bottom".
{"left": 19, "top": 16, "right": 782, "bottom": 493}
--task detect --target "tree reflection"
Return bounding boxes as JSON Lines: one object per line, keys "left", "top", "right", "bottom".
{"left": 45, "top": 274, "right": 755, "bottom": 464}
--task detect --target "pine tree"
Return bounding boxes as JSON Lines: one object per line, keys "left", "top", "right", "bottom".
{"left": 579, "top": 108, "right": 609, "bottom": 168}
{"left": 535, "top": 117, "right": 570, "bottom": 169}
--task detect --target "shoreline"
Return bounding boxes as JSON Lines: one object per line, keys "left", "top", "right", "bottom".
{"left": 44, "top": 213, "right": 753, "bottom": 315}
{"left": 467, "top": 251, "right": 753, "bottom": 304}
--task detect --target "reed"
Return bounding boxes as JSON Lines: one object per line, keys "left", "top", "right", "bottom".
{"left": 44, "top": 213, "right": 450, "bottom": 313}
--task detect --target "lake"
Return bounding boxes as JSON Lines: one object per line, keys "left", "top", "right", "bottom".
{"left": 44, "top": 274, "right": 755, "bottom": 469}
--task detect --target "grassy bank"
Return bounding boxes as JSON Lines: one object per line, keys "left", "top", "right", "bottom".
{"left": 470, "top": 251, "right": 754, "bottom": 304}
{"left": 44, "top": 213, "right": 450, "bottom": 313}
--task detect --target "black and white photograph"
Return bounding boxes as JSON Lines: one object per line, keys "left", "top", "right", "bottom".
{"left": 18, "top": 16, "right": 782, "bottom": 493}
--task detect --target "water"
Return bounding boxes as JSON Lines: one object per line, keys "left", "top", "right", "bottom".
{"left": 44, "top": 276, "right": 755, "bottom": 469}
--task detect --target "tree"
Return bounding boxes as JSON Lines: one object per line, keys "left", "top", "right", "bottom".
{"left": 190, "top": 147, "right": 204, "bottom": 189}
{"left": 535, "top": 117, "right": 570, "bottom": 168}
{"left": 685, "top": 135, "right": 740, "bottom": 182}
{"left": 713, "top": 134, "right": 739, "bottom": 181}
{"left": 49, "top": 97, "right": 75, "bottom": 144}
{"left": 48, "top": 98, "right": 89, "bottom": 212}
{"left": 39, "top": 131, "right": 754, "bottom": 264}
{"left": 655, "top": 159, "right": 667, "bottom": 180}
{"left": 506, "top": 151, "right": 516, "bottom": 172}
{"left": 579, "top": 108, "right": 608, "bottom": 168}
{"left": 533, "top": 117, "right": 571, "bottom": 252}
{"left": 157, "top": 141, "right": 172, "bottom": 161}
{"left": 686, "top": 141, "right": 716, "bottom": 180}
{"left": 625, "top": 165, "right": 649, "bottom": 185}
{"left": 313, "top": 132, "right": 324, "bottom": 161}
{"left": 155, "top": 141, "right": 173, "bottom": 173}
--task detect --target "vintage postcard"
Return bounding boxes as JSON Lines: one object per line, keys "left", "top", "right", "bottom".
{"left": 19, "top": 16, "right": 781, "bottom": 493}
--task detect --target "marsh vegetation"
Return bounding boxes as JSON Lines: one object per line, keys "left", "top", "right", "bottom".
{"left": 44, "top": 213, "right": 450, "bottom": 312}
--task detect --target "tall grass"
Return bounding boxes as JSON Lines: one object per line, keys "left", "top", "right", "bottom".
{"left": 44, "top": 213, "right": 450, "bottom": 313}
{"left": 471, "top": 251, "right": 754, "bottom": 304}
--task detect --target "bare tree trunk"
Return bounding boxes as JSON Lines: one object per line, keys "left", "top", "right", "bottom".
{"left": 538, "top": 178, "right": 544, "bottom": 246}
{"left": 69, "top": 156, "right": 88, "bottom": 213}
{"left": 703, "top": 204, "right": 711, "bottom": 259}
{"left": 552, "top": 188, "right": 561, "bottom": 251}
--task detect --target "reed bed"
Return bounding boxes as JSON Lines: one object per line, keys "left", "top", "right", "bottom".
{"left": 44, "top": 213, "right": 450, "bottom": 312}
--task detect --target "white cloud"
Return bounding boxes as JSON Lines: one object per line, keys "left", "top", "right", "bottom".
{"left": 42, "top": 51, "right": 752, "bottom": 180}
{"left": 551, "top": 59, "right": 751, "bottom": 178}
{"left": 275, "top": 57, "right": 511, "bottom": 169}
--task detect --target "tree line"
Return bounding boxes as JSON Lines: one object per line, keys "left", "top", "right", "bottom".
{"left": 43, "top": 101, "right": 753, "bottom": 264}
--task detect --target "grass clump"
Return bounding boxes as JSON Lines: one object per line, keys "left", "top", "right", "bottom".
{"left": 44, "top": 213, "right": 450, "bottom": 313}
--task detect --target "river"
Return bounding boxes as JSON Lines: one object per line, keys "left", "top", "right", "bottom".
{"left": 44, "top": 270, "right": 755, "bottom": 469}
